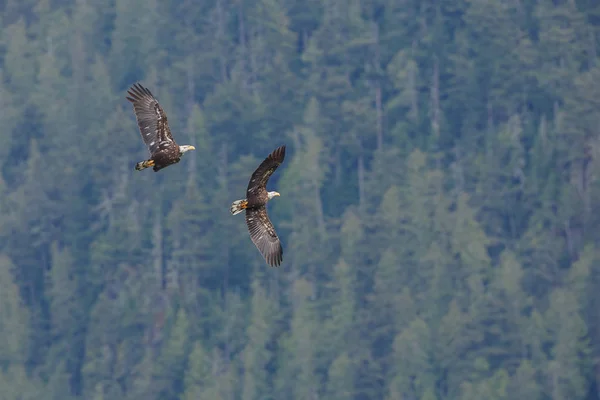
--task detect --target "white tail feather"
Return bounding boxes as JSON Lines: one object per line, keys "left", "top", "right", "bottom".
{"left": 230, "top": 199, "right": 247, "bottom": 215}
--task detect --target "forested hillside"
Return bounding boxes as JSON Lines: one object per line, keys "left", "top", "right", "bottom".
{"left": 1, "top": 0, "right": 600, "bottom": 399}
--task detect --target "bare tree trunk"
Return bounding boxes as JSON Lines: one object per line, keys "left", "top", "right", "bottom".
{"left": 581, "top": 144, "right": 592, "bottom": 226}
{"left": 216, "top": 0, "right": 228, "bottom": 82}
{"left": 589, "top": 28, "right": 597, "bottom": 65}
{"left": 186, "top": 57, "right": 198, "bottom": 176}
{"left": 248, "top": 27, "right": 259, "bottom": 97}
{"left": 430, "top": 56, "right": 442, "bottom": 174}
{"left": 152, "top": 211, "right": 165, "bottom": 290}
{"left": 410, "top": 40, "right": 419, "bottom": 123}
{"left": 358, "top": 154, "right": 365, "bottom": 210}
{"left": 237, "top": 0, "right": 248, "bottom": 90}
{"left": 72, "top": 0, "right": 87, "bottom": 88}
{"left": 430, "top": 56, "right": 440, "bottom": 140}
{"left": 375, "top": 85, "right": 383, "bottom": 150}
{"left": 372, "top": 22, "right": 383, "bottom": 150}
{"left": 314, "top": 181, "right": 326, "bottom": 239}
{"left": 335, "top": 146, "right": 342, "bottom": 187}
{"left": 487, "top": 99, "right": 494, "bottom": 133}
{"left": 218, "top": 143, "right": 231, "bottom": 294}
{"left": 71, "top": 33, "right": 85, "bottom": 91}
{"left": 453, "top": 146, "right": 465, "bottom": 194}
{"left": 187, "top": 57, "right": 195, "bottom": 108}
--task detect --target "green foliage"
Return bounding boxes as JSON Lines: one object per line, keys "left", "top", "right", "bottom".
{"left": 181, "top": 342, "right": 212, "bottom": 400}
{"left": 2, "top": 0, "right": 600, "bottom": 399}
{"left": 241, "top": 279, "right": 280, "bottom": 400}
{"left": 0, "top": 365, "right": 44, "bottom": 400}
{"left": 0, "top": 255, "right": 30, "bottom": 367}
{"left": 153, "top": 308, "right": 191, "bottom": 399}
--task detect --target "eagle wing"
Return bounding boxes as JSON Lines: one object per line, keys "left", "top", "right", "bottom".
{"left": 246, "top": 145, "right": 286, "bottom": 199}
{"left": 126, "top": 83, "right": 176, "bottom": 156}
{"left": 245, "top": 206, "right": 283, "bottom": 267}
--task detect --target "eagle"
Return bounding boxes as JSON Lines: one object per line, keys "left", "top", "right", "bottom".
{"left": 230, "top": 145, "right": 286, "bottom": 267}
{"left": 126, "top": 83, "right": 195, "bottom": 172}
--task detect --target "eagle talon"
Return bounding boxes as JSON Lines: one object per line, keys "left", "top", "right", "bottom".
{"left": 135, "top": 159, "right": 155, "bottom": 171}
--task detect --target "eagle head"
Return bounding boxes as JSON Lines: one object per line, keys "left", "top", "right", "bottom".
{"left": 268, "top": 191, "right": 280, "bottom": 200}
{"left": 179, "top": 145, "right": 196, "bottom": 154}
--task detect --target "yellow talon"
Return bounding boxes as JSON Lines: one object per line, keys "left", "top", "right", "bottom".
{"left": 135, "top": 159, "right": 156, "bottom": 171}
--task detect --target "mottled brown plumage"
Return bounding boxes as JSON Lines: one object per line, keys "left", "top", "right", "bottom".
{"left": 230, "top": 145, "right": 286, "bottom": 267}
{"left": 126, "top": 83, "right": 195, "bottom": 172}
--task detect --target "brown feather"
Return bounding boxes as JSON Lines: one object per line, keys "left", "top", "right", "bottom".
{"left": 126, "top": 83, "right": 178, "bottom": 156}
{"left": 246, "top": 145, "right": 286, "bottom": 206}
{"left": 245, "top": 207, "right": 283, "bottom": 267}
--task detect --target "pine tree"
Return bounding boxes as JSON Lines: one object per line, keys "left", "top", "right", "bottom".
{"left": 325, "top": 352, "right": 354, "bottom": 400}
{"left": 3, "top": 17, "right": 37, "bottom": 98}
{"left": 506, "top": 360, "right": 542, "bottom": 400}
{"left": 152, "top": 307, "right": 191, "bottom": 400}
{"left": 109, "top": 0, "right": 161, "bottom": 87}
{"left": 44, "top": 243, "right": 86, "bottom": 395}
{"left": 321, "top": 258, "right": 360, "bottom": 399}
{"left": 0, "top": 71, "right": 19, "bottom": 163}
{"left": 0, "top": 364, "right": 44, "bottom": 400}
{"left": 165, "top": 177, "right": 214, "bottom": 299}
{"left": 386, "top": 318, "right": 435, "bottom": 400}
{"left": 385, "top": 48, "right": 421, "bottom": 146}
{"left": 0, "top": 255, "right": 30, "bottom": 368}
{"left": 181, "top": 342, "right": 213, "bottom": 400}
{"left": 274, "top": 279, "right": 321, "bottom": 399}
{"left": 434, "top": 300, "right": 483, "bottom": 398}
{"left": 241, "top": 279, "right": 280, "bottom": 400}
{"left": 544, "top": 288, "right": 590, "bottom": 399}
{"left": 277, "top": 98, "right": 329, "bottom": 276}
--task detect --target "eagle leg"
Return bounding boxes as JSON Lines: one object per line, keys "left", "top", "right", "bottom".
{"left": 135, "top": 159, "right": 155, "bottom": 171}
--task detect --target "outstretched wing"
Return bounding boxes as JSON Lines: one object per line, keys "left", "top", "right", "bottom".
{"left": 126, "top": 83, "right": 176, "bottom": 156}
{"left": 245, "top": 207, "right": 283, "bottom": 267}
{"left": 246, "top": 145, "right": 286, "bottom": 199}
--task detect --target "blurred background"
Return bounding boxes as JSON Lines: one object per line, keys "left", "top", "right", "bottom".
{"left": 1, "top": 0, "right": 600, "bottom": 399}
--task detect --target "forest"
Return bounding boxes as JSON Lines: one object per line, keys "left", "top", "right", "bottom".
{"left": 1, "top": 0, "right": 600, "bottom": 399}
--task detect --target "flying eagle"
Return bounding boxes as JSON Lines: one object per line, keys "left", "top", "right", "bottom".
{"left": 230, "top": 145, "right": 286, "bottom": 267}
{"left": 126, "top": 83, "right": 195, "bottom": 172}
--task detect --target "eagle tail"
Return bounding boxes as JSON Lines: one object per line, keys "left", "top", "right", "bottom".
{"left": 230, "top": 199, "right": 248, "bottom": 215}
{"left": 135, "top": 159, "right": 155, "bottom": 171}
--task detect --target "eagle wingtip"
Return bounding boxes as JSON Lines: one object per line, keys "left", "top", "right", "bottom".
{"left": 273, "top": 144, "right": 286, "bottom": 162}
{"left": 126, "top": 82, "right": 154, "bottom": 101}
{"left": 269, "top": 247, "right": 283, "bottom": 267}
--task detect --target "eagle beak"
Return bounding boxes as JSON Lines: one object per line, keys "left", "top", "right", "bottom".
{"left": 274, "top": 192, "right": 280, "bottom": 197}
{"left": 180, "top": 145, "right": 195, "bottom": 153}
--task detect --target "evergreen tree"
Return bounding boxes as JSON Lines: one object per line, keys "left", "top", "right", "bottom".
{"left": 506, "top": 360, "right": 542, "bottom": 400}
{"left": 544, "top": 288, "right": 590, "bottom": 399}
{"left": 152, "top": 308, "right": 191, "bottom": 400}
{"left": 44, "top": 243, "right": 86, "bottom": 395}
{"left": 241, "top": 279, "right": 280, "bottom": 400}
{"left": 3, "top": 17, "right": 37, "bottom": 98}
{"left": 387, "top": 318, "right": 435, "bottom": 400}
{"left": 0, "top": 255, "right": 30, "bottom": 368}
{"left": 0, "top": 364, "right": 44, "bottom": 400}
{"left": 274, "top": 279, "right": 321, "bottom": 399}
{"left": 181, "top": 342, "right": 213, "bottom": 400}
{"left": 1, "top": 1, "right": 600, "bottom": 399}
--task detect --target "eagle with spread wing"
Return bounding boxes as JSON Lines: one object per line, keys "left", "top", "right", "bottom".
{"left": 126, "top": 83, "right": 195, "bottom": 172}
{"left": 230, "top": 145, "right": 286, "bottom": 267}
